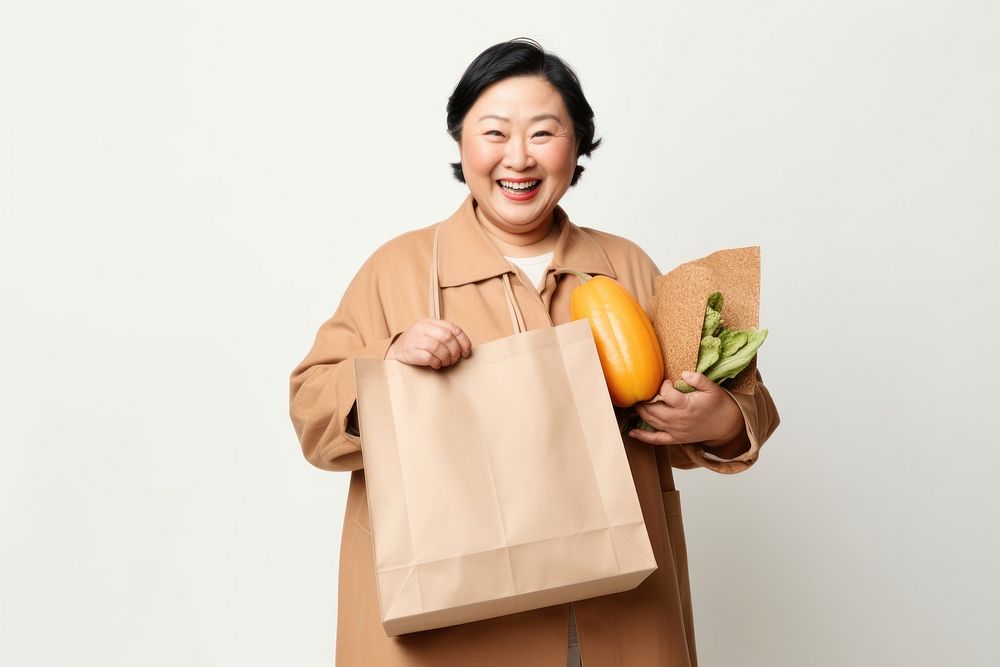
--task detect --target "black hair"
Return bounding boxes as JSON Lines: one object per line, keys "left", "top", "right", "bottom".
{"left": 446, "top": 38, "right": 601, "bottom": 186}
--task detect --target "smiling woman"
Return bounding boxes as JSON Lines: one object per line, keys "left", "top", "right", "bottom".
{"left": 289, "top": 37, "right": 780, "bottom": 667}
{"left": 457, "top": 76, "right": 578, "bottom": 255}
{"left": 443, "top": 44, "right": 601, "bottom": 260}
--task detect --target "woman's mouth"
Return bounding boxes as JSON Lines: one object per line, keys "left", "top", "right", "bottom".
{"left": 497, "top": 179, "right": 541, "bottom": 201}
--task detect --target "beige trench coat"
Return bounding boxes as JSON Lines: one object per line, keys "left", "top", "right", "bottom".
{"left": 289, "top": 194, "right": 781, "bottom": 666}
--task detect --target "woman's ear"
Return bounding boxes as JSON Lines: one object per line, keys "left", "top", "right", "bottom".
{"left": 451, "top": 139, "right": 466, "bottom": 183}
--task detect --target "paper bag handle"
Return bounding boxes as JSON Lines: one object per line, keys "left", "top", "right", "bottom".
{"left": 429, "top": 224, "right": 525, "bottom": 335}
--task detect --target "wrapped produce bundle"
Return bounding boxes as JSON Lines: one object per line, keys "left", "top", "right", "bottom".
{"left": 648, "top": 246, "right": 767, "bottom": 396}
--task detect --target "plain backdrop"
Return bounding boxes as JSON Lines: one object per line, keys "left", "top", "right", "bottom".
{"left": 2, "top": 1, "right": 997, "bottom": 665}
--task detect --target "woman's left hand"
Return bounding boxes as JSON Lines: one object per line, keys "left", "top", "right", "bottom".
{"left": 628, "top": 371, "right": 744, "bottom": 446}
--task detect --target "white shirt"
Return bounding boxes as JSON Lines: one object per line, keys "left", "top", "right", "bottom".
{"left": 505, "top": 251, "right": 554, "bottom": 292}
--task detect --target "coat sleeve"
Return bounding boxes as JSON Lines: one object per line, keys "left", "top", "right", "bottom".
{"left": 288, "top": 257, "right": 402, "bottom": 472}
{"left": 667, "top": 367, "right": 781, "bottom": 474}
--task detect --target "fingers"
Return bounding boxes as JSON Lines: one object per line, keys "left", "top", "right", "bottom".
{"left": 678, "top": 371, "right": 715, "bottom": 393}
{"left": 431, "top": 320, "right": 472, "bottom": 360}
{"left": 413, "top": 340, "right": 452, "bottom": 369}
{"left": 398, "top": 319, "right": 473, "bottom": 369}
{"left": 442, "top": 321, "right": 473, "bottom": 359}
{"left": 423, "top": 320, "right": 470, "bottom": 366}
{"left": 635, "top": 400, "right": 679, "bottom": 432}
{"left": 627, "top": 425, "right": 682, "bottom": 446}
{"left": 421, "top": 331, "right": 461, "bottom": 367}
{"left": 656, "top": 380, "right": 689, "bottom": 408}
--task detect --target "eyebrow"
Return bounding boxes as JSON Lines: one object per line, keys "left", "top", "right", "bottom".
{"left": 477, "top": 113, "right": 563, "bottom": 124}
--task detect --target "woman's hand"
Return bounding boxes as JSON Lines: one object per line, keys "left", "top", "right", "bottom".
{"left": 628, "top": 371, "right": 744, "bottom": 447}
{"left": 386, "top": 318, "right": 473, "bottom": 369}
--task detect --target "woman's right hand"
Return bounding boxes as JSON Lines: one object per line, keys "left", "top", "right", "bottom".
{"left": 385, "top": 319, "right": 473, "bottom": 369}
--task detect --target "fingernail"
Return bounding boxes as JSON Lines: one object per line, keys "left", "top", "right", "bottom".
{"left": 682, "top": 371, "right": 693, "bottom": 380}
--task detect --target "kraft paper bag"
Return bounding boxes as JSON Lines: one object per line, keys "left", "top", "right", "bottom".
{"left": 353, "top": 226, "right": 656, "bottom": 637}
{"left": 649, "top": 246, "right": 762, "bottom": 395}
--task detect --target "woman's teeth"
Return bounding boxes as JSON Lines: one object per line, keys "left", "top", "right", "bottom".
{"left": 499, "top": 180, "right": 540, "bottom": 192}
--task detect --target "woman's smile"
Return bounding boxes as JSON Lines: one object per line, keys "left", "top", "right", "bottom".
{"left": 497, "top": 178, "right": 542, "bottom": 201}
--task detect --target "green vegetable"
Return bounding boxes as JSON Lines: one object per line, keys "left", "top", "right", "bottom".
{"left": 701, "top": 328, "right": 768, "bottom": 384}
{"left": 702, "top": 301, "right": 723, "bottom": 338}
{"left": 638, "top": 419, "right": 658, "bottom": 432}
{"left": 695, "top": 335, "right": 721, "bottom": 373}
{"left": 674, "top": 291, "right": 767, "bottom": 393}
{"left": 719, "top": 329, "right": 747, "bottom": 357}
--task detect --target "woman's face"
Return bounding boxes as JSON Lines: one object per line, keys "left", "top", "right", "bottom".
{"left": 458, "top": 75, "right": 578, "bottom": 238}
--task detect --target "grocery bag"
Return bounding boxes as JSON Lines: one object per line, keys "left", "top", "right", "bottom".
{"left": 354, "top": 225, "right": 657, "bottom": 636}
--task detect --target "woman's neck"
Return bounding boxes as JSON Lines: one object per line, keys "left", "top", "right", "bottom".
{"left": 475, "top": 206, "right": 561, "bottom": 258}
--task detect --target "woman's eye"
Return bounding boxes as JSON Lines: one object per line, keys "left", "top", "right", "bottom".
{"left": 485, "top": 130, "right": 504, "bottom": 137}
{"left": 533, "top": 131, "right": 552, "bottom": 138}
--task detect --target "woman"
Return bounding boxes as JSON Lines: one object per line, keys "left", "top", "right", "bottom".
{"left": 289, "top": 38, "right": 780, "bottom": 667}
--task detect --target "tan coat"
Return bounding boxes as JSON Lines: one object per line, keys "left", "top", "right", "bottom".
{"left": 289, "top": 194, "right": 781, "bottom": 666}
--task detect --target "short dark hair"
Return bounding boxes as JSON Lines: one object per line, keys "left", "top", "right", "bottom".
{"left": 446, "top": 38, "right": 601, "bottom": 186}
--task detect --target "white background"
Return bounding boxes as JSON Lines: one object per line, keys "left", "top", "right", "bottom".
{"left": 2, "top": 1, "right": 997, "bottom": 665}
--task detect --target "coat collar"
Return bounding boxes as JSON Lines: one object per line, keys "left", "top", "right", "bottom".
{"left": 437, "top": 193, "right": 616, "bottom": 288}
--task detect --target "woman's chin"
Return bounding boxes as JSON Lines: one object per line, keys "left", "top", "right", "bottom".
{"left": 493, "top": 200, "right": 548, "bottom": 228}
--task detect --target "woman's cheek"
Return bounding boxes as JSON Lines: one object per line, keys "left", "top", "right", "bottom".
{"left": 541, "top": 138, "right": 577, "bottom": 175}
{"left": 462, "top": 139, "right": 502, "bottom": 176}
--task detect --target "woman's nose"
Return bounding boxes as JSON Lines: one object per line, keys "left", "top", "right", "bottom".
{"left": 502, "top": 137, "right": 536, "bottom": 171}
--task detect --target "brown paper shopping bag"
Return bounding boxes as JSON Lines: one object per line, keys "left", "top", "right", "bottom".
{"left": 649, "top": 246, "right": 762, "bottom": 395}
{"left": 353, "top": 226, "right": 657, "bottom": 637}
